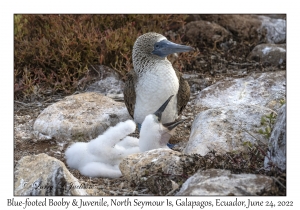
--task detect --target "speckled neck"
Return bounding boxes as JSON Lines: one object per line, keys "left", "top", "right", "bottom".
{"left": 132, "top": 32, "right": 167, "bottom": 74}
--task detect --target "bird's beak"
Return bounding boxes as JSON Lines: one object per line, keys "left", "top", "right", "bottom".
{"left": 152, "top": 39, "right": 194, "bottom": 58}
{"left": 154, "top": 95, "right": 174, "bottom": 122}
{"left": 163, "top": 119, "right": 185, "bottom": 131}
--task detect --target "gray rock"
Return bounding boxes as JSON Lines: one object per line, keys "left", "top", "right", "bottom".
{"left": 14, "top": 114, "right": 35, "bottom": 141}
{"left": 200, "top": 15, "right": 286, "bottom": 44}
{"left": 248, "top": 43, "right": 286, "bottom": 66}
{"left": 182, "top": 73, "right": 211, "bottom": 92}
{"left": 185, "top": 71, "right": 286, "bottom": 156}
{"left": 258, "top": 15, "right": 286, "bottom": 44}
{"left": 201, "top": 14, "right": 262, "bottom": 42}
{"left": 195, "top": 71, "right": 286, "bottom": 112}
{"left": 176, "top": 169, "right": 275, "bottom": 195}
{"left": 14, "top": 153, "right": 88, "bottom": 196}
{"left": 264, "top": 104, "right": 286, "bottom": 171}
{"left": 33, "top": 92, "right": 131, "bottom": 141}
{"left": 183, "top": 105, "right": 272, "bottom": 156}
{"left": 120, "top": 149, "right": 187, "bottom": 182}
{"left": 85, "top": 65, "right": 124, "bottom": 101}
{"left": 183, "top": 20, "right": 232, "bottom": 46}
{"left": 185, "top": 14, "right": 202, "bottom": 22}
{"left": 262, "top": 14, "right": 286, "bottom": 20}
{"left": 144, "top": 175, "right": 180, "bottom": 196}
{"left": 119, "top": 149, "right": 198, "bottom": 195}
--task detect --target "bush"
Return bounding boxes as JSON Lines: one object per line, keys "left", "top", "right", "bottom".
{"left": 14, "top": 14, "right": 190, "bottom": 100}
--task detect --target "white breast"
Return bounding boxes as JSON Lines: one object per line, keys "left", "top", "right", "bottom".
{"left": 134, "top": 60, "right": 179, "bottom": 124}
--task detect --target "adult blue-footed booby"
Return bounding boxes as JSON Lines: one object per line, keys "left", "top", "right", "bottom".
{"left": 124, "top": 32, "right": 193, "bottom": 129}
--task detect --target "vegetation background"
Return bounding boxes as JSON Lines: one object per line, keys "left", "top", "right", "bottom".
{"left": 14, "top": 14, "right": 198, "bottom": 100}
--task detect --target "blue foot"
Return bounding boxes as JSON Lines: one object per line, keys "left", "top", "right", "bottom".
{"left": 137, "top": 123, "right": 142, "bottom": 133}
{"left": 138, "top": 123, "right": 176, "bottom": 149}
{"left": 167, "top": 142, "right": 175, "bottom": 149}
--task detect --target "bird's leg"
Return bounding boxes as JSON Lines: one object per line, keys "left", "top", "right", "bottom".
{"left": 167, "top": 142, "right": 175, "bottom": 149}
{"left": 137, "top": 123, "right": 142, "bottom": 133}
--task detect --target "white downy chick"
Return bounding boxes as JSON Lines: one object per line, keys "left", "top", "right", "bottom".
{"left": 65, "top": 120, "right": 139, "bottom": 178}
{"left": 65, "top": 96, "right": 183, "bottom": 178}
{"left": 139, "top": 95, "right": 184, "bottom": 152}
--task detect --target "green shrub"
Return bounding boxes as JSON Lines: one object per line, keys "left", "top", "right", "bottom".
{"left": 14, "top": 14, "right": 191, "bottom": 99}
{"left": 259, "top": 112, "right": 277, "bottom": 139}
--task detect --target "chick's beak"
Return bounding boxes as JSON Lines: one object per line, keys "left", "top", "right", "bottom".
{"left": 163, "top": 119, "right": 185, "bottom": 131}
{"left": 154, "top": 95, "right": 174, "bottom": 122}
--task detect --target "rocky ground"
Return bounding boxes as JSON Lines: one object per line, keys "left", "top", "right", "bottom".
{"left": 14, "top": 14, "right": 286, "bottom": 196}
{"left": 13, "top": 70, "right": 285, "bottom": 196}
{"left": 14, "top": 90, "right": 203, "bottom": 195}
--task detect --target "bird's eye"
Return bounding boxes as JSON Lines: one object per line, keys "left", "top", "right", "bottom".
{"left": 155, "top": 44, "right": 159, "bottom": 48}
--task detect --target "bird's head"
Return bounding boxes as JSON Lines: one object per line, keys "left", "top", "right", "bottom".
{"left": 133, "top": 32, "right": 194, "bottom": 59}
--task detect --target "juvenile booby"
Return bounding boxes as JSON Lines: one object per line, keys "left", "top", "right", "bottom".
{"left": 139, "top": 95, "right": 184, "bottom": 152}
{"left": 124, "top": 32, "right": 193, "bottom": 129}
{"left": 65, "top": 120, "right": 139, "bottom": 178}
{"left": 65, "top": 96, "right": 183, "bottom": 178}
